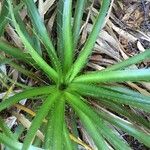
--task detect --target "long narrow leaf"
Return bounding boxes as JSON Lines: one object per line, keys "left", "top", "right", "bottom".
{"left": 44, "top": 98, "right": 65, "bottom": 150}
{"left": 0, "top": 117, "right": 15, "bottom": 139}
{"left": 0, "top": 133, "right": 22, "bottom": 150}
{"left": 8, "top": 1, "right": 58, "bottom": 82}
{"left": 73, "top": 69, "right": 150, "bottom": 83}
{"left": 62, "top": 0, "right": 73, "bottom": 72}
{"left": 0, "top": 86, "right": 56, "bottom": 112}
{"left": 70, "top": 83, "right": 150, "bottom": 112}
{"left": 57, "top": 0, "right": 64, "bottom": 60}
{"left": 15, "top": 11, "right": 42, "bottom": 56}
{"left": 73, "top": 0, "right": 86, "bottom": 49}
{"left": 98, "top": 99, "right": 150, "bottom": 129}
{"left": 66, "top": 93, "right": 131, "bottom": 150}
{"left": 66, "top": 0, "right": 111, "bottom": 82}
{"left": 23, "top": 0, "right": 61, "bottom": 72}
{"left": 0, "top": 40, "right": 32, "bottom": 63}
{"left": 22, "top": 92, "right": 60, "bottom": 150}
{"left": 96, "top": 107, "right": 150, "bottom": 147}
{"left": 0, "top": 133, "right": 44, "bottom": 150}
{"left": 66, "top": 93, "right": 109, "bottom": 150}
{"left": 75, "top": 108, "right": 108, "bottom": 150}
{"left": 106, "top": 48, "right": 150, "bottom": 71}
{"left": 63, "top": 123, "right": 74, "bottom": 150}
{"left": 0, "top": 0, "right": 9, "bottom": 36}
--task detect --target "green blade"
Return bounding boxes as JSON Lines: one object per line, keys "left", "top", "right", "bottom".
{"left": 96, "top": 107, "right": 150, "bottom": 147}
{"left": 14, "top": 11, "right": 42, "bottom": 56}
{"left": 22, "top": 92, "right": 60, "bottom": 150}
{"left": 66, "top": 93, "right": 109, "bottom": 150}
{"left": 63, "top": 123, "right": 74, "bottom": 150}
{"left": 0, "top": 133, "right": 22, "bottom": 150}
{"left": 57, "top": 0, "right": 64, "bottom": 61}
{"left": 73, "top": 69, "right": 150, "bottom": 83}
{"left": 62, "top": 0, "right": 73, "bottom": 72}
{"left": 66, "top": 0, "right": 111, "bottom": 82}
{"left": 0, "top": 55, "right": 43, "bottom": 82}
{"left": 8, "top": 62, "right": 44, "bottom": 82}
{"left": 75, "top": 108, "right": 108, "bottom": 150}
{"left": 0, "top": 40, "right": 32, "bottom": 63}
{"left": 73, "top": 0, "right": 86, "bottom": 49}
{"left": 0, "top": 133, "right": 44, "bottom": 150}
{"left": 98, "top": 99, "right": 150, "bottom": 129}
{"left": 0, "top": 86, "right": 56, "bottom": 112}
{"left": 66, "top": 93, "right": 131, "bottom": 150}
{"left": 106, "top": 48, "right": 150, "bottom": 71}
{"left": 8, "top": 0, "right": 58, "bottom": 82}
{"left": 68, "top": 109, "right": 78, "bottom": 150}
{"left": 23, "top": 0, "right": 61, "bottom": 72}
{"left": 70, "top": 83, "right": 150, "bottom": 112}
{"left": 0, "top": 117, "right": 15, "bottom": 140}
{"left": 44, "top": 98, "right": 65, "bottom": 150}
{"left": 0, "top": 0, "right": 9, "bottom": 36}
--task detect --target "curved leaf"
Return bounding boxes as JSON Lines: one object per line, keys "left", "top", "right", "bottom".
{"left": 44, "top": 98, "right": 65, "bottom": 150}
{"left": 8, "top": 0, "right": 58, "bottom": 82}
{"left": 96, "top": 107, "right": 150, "bottom": 147}
{"left": 106, "top": 48, "right": 150, "bottom": 71}
{"left": 73, "top": 0, "right": 86, "bottom": 49}
{"left": 0, "top": 86, "right": 56, "bottom": 112}
{"left": 70, "top": 83, "right": 150, "bottom": 112}
{"left": 62, "top": 0, "right": 73, "bottom": 72}
{"left": 73, "top": 69, "right": 150, "bottom": 83}
{"left": 22, "top": 91, "right": 60, "bottom": 150}
{"left": 66, "top": 0, "right": 111, "bottom": 82}
{"left": 23, "top": 0, "right": 61, "bottom": 72}
{"left": 66, "top": 92, "right": 131, "bottom": 150}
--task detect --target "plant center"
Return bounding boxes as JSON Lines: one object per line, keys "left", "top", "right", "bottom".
{"left": 59, "top": 83, "right": 67, "bottom": 90}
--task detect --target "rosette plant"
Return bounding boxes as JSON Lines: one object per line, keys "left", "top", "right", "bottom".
{"left": 0, "top": 0, "right": 150, "bottom": 150}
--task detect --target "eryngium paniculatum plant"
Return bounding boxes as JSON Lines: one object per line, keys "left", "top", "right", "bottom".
{"left": 0, "top": 0, "right": 150, "bottom": 149}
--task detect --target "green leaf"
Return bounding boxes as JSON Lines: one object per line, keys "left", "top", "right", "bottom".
{"left": 75, "top": 108, "right": 108, "bottom": 150}
{"left": 0, "top": 86, "right": 56, "bottom": 112}
{"left": 62, "top": 0, "right": 73, "bottom": 73}
{"left": 14, "top": 11, "right": 42, "bottom": 56}
{"left": 66, "top": 93, "right": 131, "bottom": 150}
{"left": 22, "top": 92, "right": 60, "bottom": 150}
{"left": 0, "top": 57, "right": 13, "bottom": 65}
{"left": 0, "top": 70, "right": 33, "bottom": 89}
{"left": 0, "top": 133, "right": 22, "bottom": 150}
{"left": 66, "top": 92, "right": 109, "bottom": 150}
{"left": 66, "top": 0, "right": 111, "bottom": 82}
{"left": 73, "top": 0, "right": 86, "bottom": 49}
{"left": 63, "top": 123, "right": 74, "bottom": 150}
{"left": 0, "top": 55, "right": 43, "bottom": 82}
{"left": 0, "top": 0, "right": 9, "bottom": 36}
{"left": 98, "top": 99, "right": 150, "bottom": 129}
{"left": 8, "top": 62, "right": 44, "bottom": 82}
{"left": 8, "top": 0, "right": 59, "bottom": 82}
{"left": 106, "top": 48, "right": 150, "bottom": 71}
{"left": 96, "top": 107, "right": 150, "bottom": 147}
{"left": 57, "top": 0, "right": 64, "bottom": 61}
{"left": 98, "top": 122, "right": 132, "bottom": 150}
{"left": 0, "top": 117, "right": 15, "bottom": 139}
{"left": 70, "top": 83, "right": 150, "bottom": 112}
{"left": 44, "top": 98, "right": 65, "bottom": 150}
{"left": 0, "top": 40, "right": 32, "bottom": 63}
{"left": 0, "top": 133, "right": 44, "bottom": 150}
{"left": 73, "top": 69, "right": 150, "bottom": 83}
{"left": 13, "top": 125, "right": 25, "bottom": 139}
{"left": 23, "top": 0, "right": 61, "bottom": 72}
{"left": 0, "top": 1, "right": 24, "bottom": 36}
{"left": 68, "top": 109, "right": 78, "bottom": 149}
